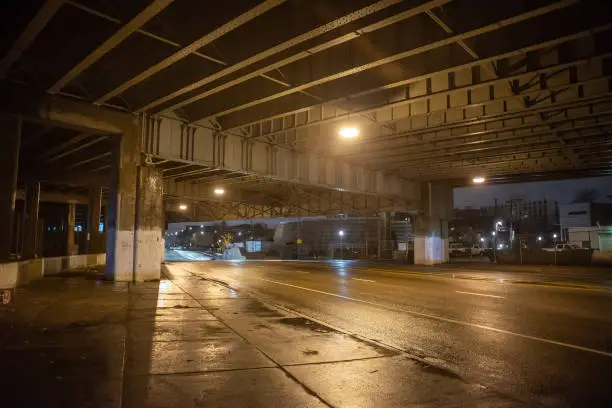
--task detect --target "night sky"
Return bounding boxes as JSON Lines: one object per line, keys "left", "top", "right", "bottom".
{"left": 454, "top": 176, "right": 612, "bottom": 209}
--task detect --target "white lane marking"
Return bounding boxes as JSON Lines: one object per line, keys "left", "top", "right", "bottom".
{"left": 455, "top": 291, "right": 506, "bottom": 299}
{"left": 255, "top": 277, "right": 612, "bottom": 358}
{"left": 353, "top": 278, "right": 376, "bottom": 282}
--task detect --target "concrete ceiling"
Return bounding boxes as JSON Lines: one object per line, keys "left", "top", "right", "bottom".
{"left": 2, "top": 0, "right": 612, "bottom": 192}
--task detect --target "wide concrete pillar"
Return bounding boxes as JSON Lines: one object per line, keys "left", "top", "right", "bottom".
{"left": 66, "top": 203, "right": 77, "bottom": 255}
{"left": 133, "top": 165, "right": 163, "bottom": 281}
{"left": 0, "top": 114, "right": 21, "bottom": 261}
{"left": 87, "top": 186, "right": 103, "bottom": 253}
{"left": 22, "top": 181, "right": 40, "bottom": 259}
{"left": 106, "top": 119, "right": 163, "bottom": 282}
{"left": 414, "top": 182, "right": 453, "bottom": 265}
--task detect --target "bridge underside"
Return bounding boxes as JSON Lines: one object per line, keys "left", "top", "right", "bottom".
{"left": 1, "top": 0, "right": 611, "bottom": 278}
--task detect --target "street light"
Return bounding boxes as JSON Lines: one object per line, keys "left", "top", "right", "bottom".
{"left": 472, "top": 176, "right": 486, "bottom": 184}
{"left": 178, "top": 204, "right": 187, "bottom": 211}
{"left": 339, "top": 127, "right": 359, "bottom": 139}
{"left": 214, "top": 188, "right": 225, "bottom": 195}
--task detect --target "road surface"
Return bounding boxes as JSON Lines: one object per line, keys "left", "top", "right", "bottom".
{"left": 173, "top": 260, "right": 612, "bottom": 407}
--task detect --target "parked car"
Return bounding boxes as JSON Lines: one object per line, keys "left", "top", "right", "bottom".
{"left": 542, "top": 243, "right": 581, "bottom": 252}
{"left": 450, "top": 243, "right": 486, "bottom": 257}
{"left": 466, "top": 244, "right": 486, "bottom": 257}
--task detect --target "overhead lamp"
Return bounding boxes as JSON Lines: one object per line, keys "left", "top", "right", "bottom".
{"left": 338, "top": 230, "right": 345, "bottom": 237}
{"left": 472, "top": 176, "right": 486, "bottom": 184}
{"left": 214, "top": 188, "right": 225, "bottom": 195}
{"left": 339, "top": 127, "right": 359, "bottom": 139}
{"left": 178, "top": 204, "right": 187, "bottom": 211}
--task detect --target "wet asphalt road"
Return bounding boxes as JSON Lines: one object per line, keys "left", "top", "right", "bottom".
{"left": 179, "top": 261, "right": 612, "bottom": 407}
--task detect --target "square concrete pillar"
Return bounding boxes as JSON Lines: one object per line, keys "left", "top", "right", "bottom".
{"left": 22, "top": 181, "right": 40, "bottom": 259}
{"left": 133, "top": 165, "right": 163, "bottom": 281}
{"left": 0, "top": 114, "right": 21, "bottom": 261}
{"left": 105, "top": 119, "right": 163, "bottom": 282}
{"left": 87, "top": 186, "right": 103, "bottom": 253}
{"left": 105, "top": 126, "right": 139, "bottom": 281}
{"left": 66, "top": 203, "right": 77, "bottom": 255}
{"left": 414, "top": 182, "right": 453, "bottom": 265}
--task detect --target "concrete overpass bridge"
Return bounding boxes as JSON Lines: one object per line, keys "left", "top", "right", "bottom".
{"left": 1, "top": 0, "right": 611, "bottom": 280}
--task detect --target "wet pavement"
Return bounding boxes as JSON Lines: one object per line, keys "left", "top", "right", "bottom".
{"left": 1, "top": 262, "right": 611, "bottom": 407}
{"left": 177, "top": 261, "right": 612, "bottom": 407}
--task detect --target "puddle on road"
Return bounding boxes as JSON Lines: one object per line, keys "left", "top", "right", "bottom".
{"left": 277, "top": 317, "right": 333, "bottom": 334}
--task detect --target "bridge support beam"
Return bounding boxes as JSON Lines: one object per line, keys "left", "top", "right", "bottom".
{"left": 105, "top": 121, "right": 163, "bottom": 282}
{"left": 22, "top": 181, "right": 41, "bottom": 259}
{"left": 133, "top": 165, "right": 163, "bottom": 281}
{"left": 414, "top": 182, "right": 453, "bottom": 265}
{"left": 87, "top": 186, "right": 104, "bottom": 254}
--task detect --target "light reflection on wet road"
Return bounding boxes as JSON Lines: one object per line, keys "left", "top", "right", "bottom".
{"left": 176, "top": 260, "right": 612, "bottom": 406}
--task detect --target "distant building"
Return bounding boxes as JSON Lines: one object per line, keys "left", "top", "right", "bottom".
{"left": 471, "top": 198, "right": 559, "bottom": 234}
{"left": 559, "top": 202, "right": 612, "bottom": 229}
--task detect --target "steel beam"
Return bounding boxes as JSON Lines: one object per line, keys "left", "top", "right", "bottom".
{"left": 49, "top": 0, "right": 174, "bottom": 94}
{"left": 44, "top": 135, "right": 107, "bottom": 163}
{"left": 239, "top": 24, "right": 611, "bottom": 140}
{"left": 193, "top": 0, "right": 576, "bottom": 125}
{"left": 63, "top": 152, "right": 111, "bottom": 170}
{"left": 96, "top": 0, "right": 286, "bottom": 104}
{"left": 147, "top": 0, "right": 449, "bottom": 113}
{"left": 0, "top": 0, "right": 66, "bottom": 78}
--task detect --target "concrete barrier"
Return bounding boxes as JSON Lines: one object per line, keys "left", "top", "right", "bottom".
{"left": 591, "top": 250, "right": 612, "bottom": 266}
{"left": 0, "top": 253, "right": 106, "bottom": 289}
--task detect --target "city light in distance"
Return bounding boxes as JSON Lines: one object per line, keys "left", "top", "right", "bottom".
{"left": 178, "top": 204, "right": 187, "bottom": 211}
{"left": 472, "top": 176, "right": 486, "bottom": 184}
{"left": 214, "top": 188, "right": 225, "bottom": 195}
{"left": 339, "top": 127, "right": 359, "bottom": 139}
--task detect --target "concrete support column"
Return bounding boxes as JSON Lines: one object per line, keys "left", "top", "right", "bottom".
{"left": 414, "top": 182, "right": 453, "bottom": 265}
{"left": 106, "top": 126, "right": 139, "bottom": 281}
{"left": 133, "top": 165, "right": 163, "bottom": 281}
{"left": 106, "top": 119, "right": 163, "bottom": 282}
{"left": 66, "top": 203, "right": 77, "bottom": 255}
{"left": 22, "top": 181, "right": 41, "bottom": 259}
{"left": 87, "top": 186, "right": 103, "bottom": 253}
{"left": 0, "top": 114, "right": 21, "bottom": 261}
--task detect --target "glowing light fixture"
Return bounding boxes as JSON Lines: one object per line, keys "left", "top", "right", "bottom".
{"left": 214, "top": 188, "right": 225, "bottom": 195}
{"left": 339, "top": 127, "right": 359, "bottom": 139}
{"left": 178, "top": 204, "right": 187, "bottom": 211}
{"left": 472, "top": 176, "right": 486, "bottom": 184}
{"left": 338, "top": 230, "right": 345, "bottom": 237}
{"left": 538, "top": 236, "right": 543, "bottom": 241}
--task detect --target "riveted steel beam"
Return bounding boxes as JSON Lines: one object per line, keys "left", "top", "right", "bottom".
{"left": 49, "top": 0, "right": 174, "bottom": 93}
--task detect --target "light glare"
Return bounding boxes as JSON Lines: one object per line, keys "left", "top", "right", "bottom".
{"left": 214, "top": 188, "right": 225, "bottom": 195}
{"left": 178, "top": 204, "right": 187, "bottom": 211}
{"left": 472, "top": 176, "right": 486, "bottom": 184}
{"left": 339, "top": 127, "right": 359, "bottom": 139}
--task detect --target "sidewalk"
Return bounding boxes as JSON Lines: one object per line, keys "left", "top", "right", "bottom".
{"left": 0, "top": 265, "right": 522, "bottom": 408}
